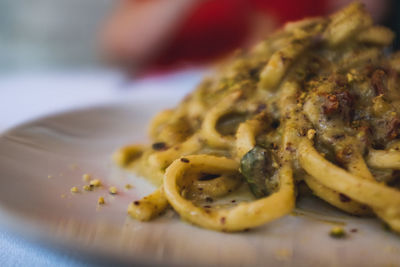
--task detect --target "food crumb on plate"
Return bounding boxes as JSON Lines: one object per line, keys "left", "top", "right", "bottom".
{"left": 82, "top": 173, "right": 91, "bottom": 182}
{"left": 109, "top": 186, "right": 118, "bottom": 195}
{"left": 98, "top": 197, "right": 105, "bottom": 205}
{"left": 90, "top": 179, "right": 102, "bottom": 187}
{"left": 125, "top": 184, "right": 133, "bottom": 189}
{"left": 70, "top": 186, "right": 79, "bottom": 193}
{"left": 330, "top": 226, "right": 346, "bottom": 238}
{"left": 83, "top": 185, "right": 94, "bottom": 191}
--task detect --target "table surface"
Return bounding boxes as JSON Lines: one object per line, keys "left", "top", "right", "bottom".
{"left": 0, "top": 69, "right": 203, "bottom": 266}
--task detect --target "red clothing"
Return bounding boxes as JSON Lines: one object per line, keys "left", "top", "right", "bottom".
{"left": 148, "top": 0, "right": 327, "bottom": 72}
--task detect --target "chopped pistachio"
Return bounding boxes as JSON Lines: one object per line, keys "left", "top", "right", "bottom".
{"left": 47, "top": 175, "right": 53, "bottom": 179}
{"left": 125, "top": 184, "right": 133, "bottom": 189}
{"left": 307, "top": 129, "right": 316, "bottom": 140}
{"left": 347, "top": 73, "right": 354, "bottom": 82}
{"left": 83, "top": 185, "right": 93, "bottom": 191}
{"left": 109, "top": 186, "right": 118, "bottom": 195}
{"left": 70, "top": 186, "right": 79, "bottom": 193}
{"left": 90, "top": 179, "right": 101, "bottom": 187}
{"left": 272, "top": 161, "right": 279, "bottom": 168}
{"left": 330, "top": 226, "right": 346, "bottom": 238}
{"left": 98, "top": 197, "right": 105, "bottom": 205}
{"left": 356, "top": 131, "right": 366, "bottom": 138}
{"left": 82, "top": 174, "right": 91, "bottom": 182}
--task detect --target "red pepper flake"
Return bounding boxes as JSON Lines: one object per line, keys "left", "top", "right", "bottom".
{"left": 350, "top": 228, "right": 358, "bottom": 233}
{"left": 285, "top": 142, "right": 296, "bottom": 152}
{"left": 336, "top": 146, "right": 353, "bottom": 165}
{"left": 336, "top": 91, "right": 355, "bottom": 121}
{"left": 339, "top": 193, "right": 351, "bottom": 202}
{"left": 152, "top": 142, "right": 168, "bottom": 151}
{"left": 231, "top": 200, "right": 236, "bottom": 203}
{"left": 133, "top": 201, "right": 140, "bottom": 206}
{"left": 180, "top": 158, "right": 190, "bottom": 163}
{"left": 220, "top": 217, "right": 226, "bottom": 224}
{"left": 323, "top": 94, "right": 339, "bottom": 115}
{"left": 371, "top": 69, "right": 387, "bottom": 96}
{"left": 203, "top": 205, "right": 211, "bottom": 209}
{"left": 279, "top": 52, "right": 291, "bottom": 64}
{"left": 387, "top": 117, "right": 400, "bottom": 140}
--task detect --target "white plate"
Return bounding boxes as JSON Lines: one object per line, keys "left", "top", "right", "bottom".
{"left": 0, "top": 90, "right": 400, "bottom": 266}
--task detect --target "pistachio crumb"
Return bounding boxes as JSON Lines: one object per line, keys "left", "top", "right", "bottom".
{"left": 90, "top": 179, "right": 102, "bottom": 187}
{"left": 47, "top": 175, "right": 53, "bottom": 179}
{"left": 70, "top": 186, "right": 79, "bottom": 193}
{"left": 347, "top": 73, "right": 354, "bottom": 82}
{"left": 83, "top": 185, "right": 93, "bottom": 191}
{"left": 356, "top": 131, "right": 365, "bottom": 138}
{"left": 330, "top": 226, "right": 346, "bottom": 238}
{"left": 82, "top": 174, "right": 91, "bottom": 182}
{"left": 98, "top": 197, "right": 105, "bottom": 205}
{"left": 125, "top": 184, "right": 133, "bottom": 189}
{"left": 272, "top": 161, "right": 279, "bottom": 168}
{"left": 307, "top": 129, "right": 316, "bottom": 140}
{"left": 109, "top": 186, "right": 118, "bottom": 195}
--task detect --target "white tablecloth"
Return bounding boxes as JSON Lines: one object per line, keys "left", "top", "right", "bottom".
{"left": 0, "top": 69, "right": 203, "bottom": 266}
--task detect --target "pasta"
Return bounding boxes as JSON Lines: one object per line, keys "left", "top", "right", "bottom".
{"left": 114, "top": 3, "right": 400, "bottom": 232}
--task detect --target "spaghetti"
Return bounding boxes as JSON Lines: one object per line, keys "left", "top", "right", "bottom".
{"left": 114, "top": 3, "right": 400, "bottom": 232}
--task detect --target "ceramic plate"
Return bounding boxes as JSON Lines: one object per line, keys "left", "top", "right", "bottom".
{"left": 0, "top": 89, "right": 400, "bottom": 267}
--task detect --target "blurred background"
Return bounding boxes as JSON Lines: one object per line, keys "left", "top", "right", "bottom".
{"left": 1, "top": 0, "right": 399, "bottom": 76}
{"left": 0, "top": 0, "right": 114, "bottom": 72}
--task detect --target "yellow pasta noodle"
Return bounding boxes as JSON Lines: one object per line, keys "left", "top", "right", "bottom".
{"left": 163, "top": 155, "right": 294, "bottom": 231}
